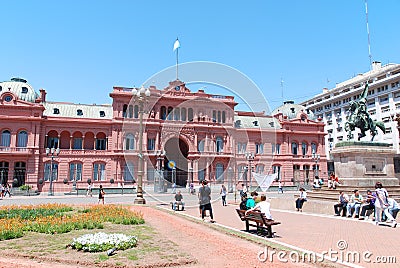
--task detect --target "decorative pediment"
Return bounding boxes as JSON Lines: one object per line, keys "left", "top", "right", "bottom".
{"left": 164, "top": 80, "right": 191, "bottom": 94}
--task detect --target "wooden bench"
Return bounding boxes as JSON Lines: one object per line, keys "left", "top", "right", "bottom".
{"left": 236, "top": 209, "right": 281, "bottom": 238}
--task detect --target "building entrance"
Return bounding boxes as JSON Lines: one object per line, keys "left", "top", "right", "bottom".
{"left": 164, "top": 138, "right": 189, "bottom": 187}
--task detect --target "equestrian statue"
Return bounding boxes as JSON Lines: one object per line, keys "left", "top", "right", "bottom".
{"left": 344, "top": 83, "right": 385, "bottom": 141}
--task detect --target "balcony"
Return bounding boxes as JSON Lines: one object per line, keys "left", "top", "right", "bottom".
{"left": 59, "top": 149, "right": 110, "bottom": 155}
{"left": 0, "top": 147, "right": 35, "bottom": 154}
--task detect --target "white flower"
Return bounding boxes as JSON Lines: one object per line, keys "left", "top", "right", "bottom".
{"left": 71, "top": 232, "right": 137, "bottom": 252}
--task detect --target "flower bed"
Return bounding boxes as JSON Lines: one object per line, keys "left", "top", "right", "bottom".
{"left": 0, "top": 204, "right": 144, "bottom": 240}
{"left": 71, "top": 232, "right": 138, "bottom": 252}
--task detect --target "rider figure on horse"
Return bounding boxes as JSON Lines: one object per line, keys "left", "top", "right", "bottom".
{"left": 345, "top": 82, "right": 385, "bottom": 141}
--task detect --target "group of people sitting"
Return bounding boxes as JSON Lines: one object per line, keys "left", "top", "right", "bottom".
{"left": 333, "top": 182, "right": 399, "bottom": 228}
{"left": 239, "top": 191, "right": 273, "bottom": 220}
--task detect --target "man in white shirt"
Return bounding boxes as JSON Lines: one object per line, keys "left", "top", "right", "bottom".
{"left": 347, "top": 189, "right": 363, "bottom": 218}
{"left": 245, "top": 195, "right": 272, "bottom": 220}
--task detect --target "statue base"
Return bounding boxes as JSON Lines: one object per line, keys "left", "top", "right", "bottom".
{"left": 331, "top": 141, "right": 399, "bottom": 187}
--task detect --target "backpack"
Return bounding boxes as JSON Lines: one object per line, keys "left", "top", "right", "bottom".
{"left": 240, "top": 198, "right": 248, "bottom": 210}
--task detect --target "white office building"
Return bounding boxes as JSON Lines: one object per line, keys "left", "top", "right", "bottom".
{"left": 300, "top": 61, "right": 400, "bottom": 160}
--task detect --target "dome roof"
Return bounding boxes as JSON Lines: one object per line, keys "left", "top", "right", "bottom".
{"left": 0, "top": 77, "right": 39, "bottom": 103}
{"left": 271, "top": 100, "right": 315, "bottom": 120}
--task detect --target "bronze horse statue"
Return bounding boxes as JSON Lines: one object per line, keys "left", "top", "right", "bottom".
{"left": 344, "top": 83, "right": 385, "bottom": 141}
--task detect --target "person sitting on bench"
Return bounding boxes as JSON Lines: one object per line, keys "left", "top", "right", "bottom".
{"left": 172, "top": 190, "right": 185, "bottom": 210}
{"left": 245, "top": 195, "right": 273, "bottom": 220}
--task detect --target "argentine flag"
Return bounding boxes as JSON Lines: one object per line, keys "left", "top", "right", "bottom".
{"left": 173, "top": 38, "right": 180, "bottom": 51}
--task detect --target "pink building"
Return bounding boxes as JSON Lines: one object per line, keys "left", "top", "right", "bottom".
{"left": 0, "top": 78, "right": 326, "bottom": 193}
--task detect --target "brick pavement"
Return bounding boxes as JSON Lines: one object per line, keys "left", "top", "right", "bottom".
{"left": 178, "top": 200, "right": 399, "bottom": 268}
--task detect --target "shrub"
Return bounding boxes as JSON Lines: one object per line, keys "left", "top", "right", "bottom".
{"left": 19, "top": 185, "right": 32, "bottom": 191}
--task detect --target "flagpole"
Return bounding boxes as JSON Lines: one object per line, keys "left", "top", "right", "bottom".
{"left": 173, "top": 38, "right": 180, "bottom": 80}
{"left": 176, "top": 46, "right": 179, "bottom": 80}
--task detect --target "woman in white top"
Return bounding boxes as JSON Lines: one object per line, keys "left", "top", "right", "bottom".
{"left": 295, "top": 188, "right": 307, "bottom": 212}
{"left": 220, "top": 185, "right": 227, "bottom": 206}
{"left": 375, "top": 182, "right": 396, "bottom": 228}
{"left": 245, "top": 195, "right": 273, "bottom": 220}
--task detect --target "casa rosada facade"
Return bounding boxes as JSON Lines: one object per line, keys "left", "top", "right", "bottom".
{"left": 0, "top": 77, "right": 327, "bottom": 193}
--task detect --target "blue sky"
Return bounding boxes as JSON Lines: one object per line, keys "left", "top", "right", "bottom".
{"left": 1, "top": 0, "right": 400, "bottom": 111}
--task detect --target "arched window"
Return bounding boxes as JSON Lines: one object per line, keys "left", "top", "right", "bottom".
{"left": 302, "top": 142, "right": 307, "bottom": 156}
{"left": 44, "top": 162, "right": 58, "bottom": 181}
{"left": 125, "top": 134, "right": 135, "bottom": 150}
{"left": 198, "top": 169, "right": 205, "bottom": 182}
{"left": 95, "top": 133, "right": 107, "bottom": 150}
{"left": 212, "top": 110, "right": 217, "bottom": 122}
{"left": 237, "top": 165, "right": 246, "bottom": 181}
{"left": 47, "top": 136, "right": 59, "bottom": 149}
{"left": 93, "top": 162, "right": 106, "bottom": 181}
{"left": 256, "top": 165, "right": 264, "bottom": 174}
{"left": 134, "top": 105, "right": 139, "bottom": 118}
{"left": 122, "top": 104, "right": 128, "bottom": 118}
{"left": 276, "top": 143, "right": 281, "bottom": 154}
{"left": 255, "top": 143, "right": 264, "bottom": 154}
{"left": 217, "top": 111, "right": 221, "bottom": 123}
{"left": 291, "top": 142, "right": 298, "bottom": 155}
{"left": 128, "top": 105, "right": 133, "bottom": 118}
{"left": 216, "top": 163, "right": 224, "bottom": 182}
{"left": 181, "top": 108, "right": 186, "bottom": 121}
{"left": 167, "top": 107, "right": 173, "bottom": 120}
{"left": 1, "top": 130, "right": 11, "bottom": 148}
{"left": 188, "top": 108, "right": 193, "bottom": 122}
{"left": 311, "top": 142, "right": 317, "bottom": 154}
{"left": 198, "top": 140, "right": 205, "bottom": 152}
{"left": 222, "top": 111, "right": 226, "bottom": 123}
{"left": 272, "top": 165, "right": 281, "bottom": 180}
{"left": 216, "top": 136, "right": 224, "bottom": 152}
{"left": 69, "top": 162, "right": 82, "bottom": 181}
{"left": 160, "top": 106, "right": 167, "bottom": 120}
{"left": 17, "top": 131, "right": 28, "bottom": 148}
{"left": 174, "top": 108, "right": 180, "bottom": 121}
{"left": 124, "top": 162, "right": 135, "bottom": 182}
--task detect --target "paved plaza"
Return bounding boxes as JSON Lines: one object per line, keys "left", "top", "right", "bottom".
{"left": 0, "top": 189, "right": 399, "bottom": 267}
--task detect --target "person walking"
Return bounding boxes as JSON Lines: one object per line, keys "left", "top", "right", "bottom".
{"left": 86, "top": 182, "right": 93, "bottom": 197}
{"left": 4, "top": 183, "right": 12, "bottom": 198}
{"left": 198, "top": 180, "right": 215, "bottom": 223}
{"left": 278, "top": 181, "right": 283, "bottom": 194}
{"left": 98, "top": 185, "right": 105, "bottom": 204}
{"left": 220, "top": 185, "right": 227, "bottom": 206}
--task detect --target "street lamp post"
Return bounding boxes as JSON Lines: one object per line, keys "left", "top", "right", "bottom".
{"left": 133, "top": 85, "right": 151, "bottom": 204}
{"left": 245, "top": 152, "right": 254, "bottom": 190}
{"left": 155, "top": 150, "right": 165, "bottom": 193}
{"left": 46, "top": 147, "right": 60, "bottom": 196}
{"left": 190, "top": 166, "right": 194, "bottom": 184}
{"left": 312, "top": 153, "right": 320, "bottom": 178}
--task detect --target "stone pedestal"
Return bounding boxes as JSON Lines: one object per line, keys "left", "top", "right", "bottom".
{"left": 331, "top": 141, "right": 399, "bottom": 187}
